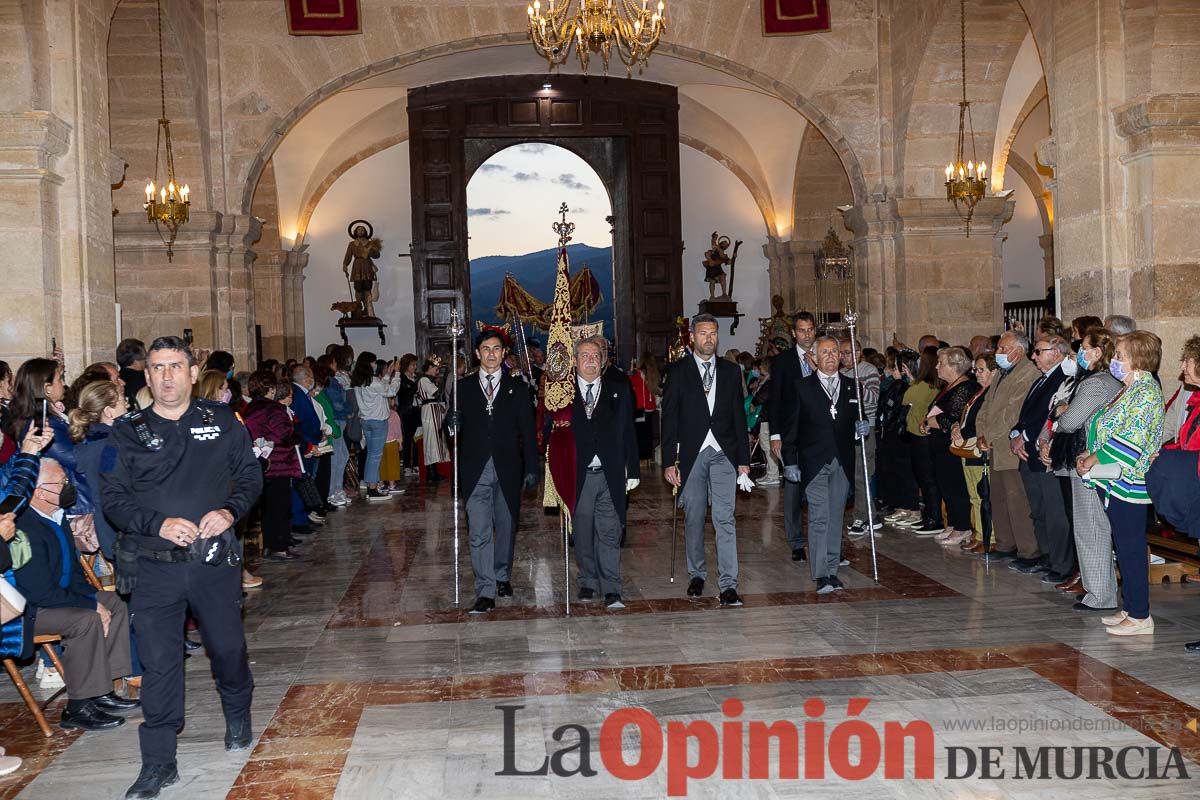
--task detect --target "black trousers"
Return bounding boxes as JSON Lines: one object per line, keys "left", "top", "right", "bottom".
{"left": 316, "top": 452, "right": 332, "bottom": 501}
{"left": 130, "top": 558, "right": 253, "bottom": 767}
{"left": 262, "top": 475, "right": 293, "bottom": 553}
{"left": 876, "top": 434, "right": 919, "bottom": 510}
{"left": 909, "top": 435, "right": 941, "bottom": 524}
{"left": 931, "top": 436, "right": 971, "bottom": 530}
{"left": 1019, "top": 462, "right": 1074, "bottom": 575}
{"left": 401, "top": 407, "right": 421, "bottom": 468}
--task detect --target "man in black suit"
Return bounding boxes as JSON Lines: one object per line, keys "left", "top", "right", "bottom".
{"left": 781, "top": 336, "right": 866, "bottom": 593}
{"left": 16, "top": 459, "right": 139, "bottom": 730}
{"left": 560, "top": 336, "right": 640, "bottom": 609}
{"left": 448, "top": 330, "right": 538, "bottom": 614}
{"left": 769, "top": 311, "right": 817, "bottom": 561}
{"left": 1008, "top": 335, "right": 1072, "bottom": 581}
{"left": 661, "top": 314, "right": 751, "bottom": 607}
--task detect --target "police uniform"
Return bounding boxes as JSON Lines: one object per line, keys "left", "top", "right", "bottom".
{"left": 100, "top": 398, "right": 263, "bottom": 772}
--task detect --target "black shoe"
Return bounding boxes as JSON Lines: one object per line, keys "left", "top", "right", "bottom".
{"left": 578, "top": 587, "right": 597, "bottom": 601}
{"left": 815, "top": 577, "right": 835, "bottom": 595}
{"left": 496, "top": 581, "right": 513, "bottom": 597}
{"left": 605, "top": 594, "right": 626, "bottom": 609}
{"left": 829, "top": 576, "right": 845, "bottom": 591}
{"left": 1032, "top": 561, "right": 1052, "bottom": 574}
{"left": 1009, "top": 557, "right": 1042, "bottom": 573}
{"left": 719, "top": 588, "right": 743, "bottom": 607}
{"left": 224, "top": 715, "right": 252, "bottom": 751}
{"left": 1041, "top": 570, "right": 1070, "bottom": 584}
{"left": 183, "top": 638, "right": 201, "bottom": 652}
{"left": 791, "top": 547, "right": 806, "bottom": 562}
{"left": 914, "top": 520, "right": 944, "bottom": 533}
{"left": 990, "top": 549, "right": 1018, "bottom": 559}
{"left": 125, "top": 763, "right": 179, "bottom": 800}
{"left": 61, "top": 701, "right": 126, "bottom": 731}
{"left": 469, "top": 597, "right": 494, "bottom": 615}
{"left": 94, "top": 692, "right": 140, "bottom": 711}
{"left": 1073, "top": 602, "right": 1118, "bottom": 612}
{"left": 686, "top": 577, "right": 704, "bottom": 597}
{"left": 1185, "top": 640, "right": 1200, "bottom": 652}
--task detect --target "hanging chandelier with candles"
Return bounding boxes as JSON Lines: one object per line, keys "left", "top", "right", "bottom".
{"left": 943, "top": 0, "right": 986, "bottom": 235}
{"left": 143, "top": 0, "right": 190, "bottom": 261}
{"left": 527, "top": 0, "right": 667, "bottom": 76}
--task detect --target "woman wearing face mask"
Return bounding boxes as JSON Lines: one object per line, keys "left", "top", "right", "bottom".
{"left": 7, "top": 359, "right": 97, "bottom": 546}
{"left": 69, "top": 380, "right": 129, "bottom": 560}
{"left": 1075, "top": 331, "right": 1165, "bottom": 636}
{"left": 1037, "top": 328, "right": 1123, "bottom": 608}
{"left": 951, "top": 353, "right": 999, "bottom": 553}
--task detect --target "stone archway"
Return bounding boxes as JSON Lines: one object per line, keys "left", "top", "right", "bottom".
{"left": 407, "top": 74, "right": 682, "bottom": 364}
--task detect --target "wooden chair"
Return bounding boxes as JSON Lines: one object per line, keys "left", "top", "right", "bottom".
{"left": 2, "top": 634, "right": 67, "bottom": 738}
{"left": 79, "top": 553, "right": 115, "bottom": 592}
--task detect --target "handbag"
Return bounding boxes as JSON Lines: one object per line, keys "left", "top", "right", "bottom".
{"left": 0, "top": 577, "right": 26, "bottom": 625}
{"left": 292, "top": 446, "right": 325, "bottom": 512}
{"left": 343, "top": 388, "right": 363, "bottom": 444}
{"left": 949, "top": 437, "right": 980, "bottom": 459}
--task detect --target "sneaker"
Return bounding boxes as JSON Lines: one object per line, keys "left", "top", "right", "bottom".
{"left": 37, "top": 660, "right": 65, "bottom": 690}
{"left": 1106, "top": 616, "right": 1154, "bottom": 636}
{"left": 605, "top": 594, "right": 626, "bottom": 610}
{"left": 387, "top": 485, "right": 407, "bottom": 495}
{"left": 328, "top": 492, "right": 350, "bottom": 507}
{"left": 942, "top": 530, "right": 973, "bottom": 547}
{"left": 815, "top": 577, "right": 835, "bottom": 595}
{"left": 893, "top": 512, "right": 924, "bottom": 527}
{"left": 241, "top": 570, "right": 263, "bottom": 589}
{"left": 718, "top": 588, "right": 743, "bottom": 607}
{"left": 366, "top": 488, "right": 393, "bottom": 502}
{"left": 839, "top": 558, "right": 850, "bottom": 566}
{"left": 307, "top": 512, "right": 326, "bottom": 526}
{"left": 1101, "top": 610, "right": 1129, "bottom": 627}
{"left": 913, "top": 521, "right": 944, "bottom": 535}
{"left": 934, "top": 528, "right": 956, "bottom": 542}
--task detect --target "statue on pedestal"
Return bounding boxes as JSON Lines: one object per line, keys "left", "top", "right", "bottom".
{"left": 702, "top": 231, "right": 741, "bottom": 300}
{"left": 341, "top": 219, "right": 382, "bottom": 319}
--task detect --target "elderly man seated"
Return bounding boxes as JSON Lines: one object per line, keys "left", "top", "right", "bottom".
{"left": 15, "top": 458, "right": 138, "bottom": 731}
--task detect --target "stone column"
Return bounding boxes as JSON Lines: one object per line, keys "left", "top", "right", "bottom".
{"left": 843, "top": 199, "right": 901, "bottom": 350}
{"left": 113, "top": 211, "right": 261, "bottom": 369}
{"left": 252, "top": 251, "right": 287, "bottom": 361}
{"left": 0, "top": 111, "right": 70, "bottom": 362}
{"left": 1114, "top": 93, "right": 1200, "bottom": 379}
{"left": 885, "top": 197, "right": 1015, "bottom": 348}
{"left": 763, "top": 237, "right": 821, "bottom": 316}
{"left": 281, "top": 248, "right": 308, "bottom": 359}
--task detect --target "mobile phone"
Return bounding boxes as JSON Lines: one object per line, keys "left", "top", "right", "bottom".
{"left": 0, "top": 494, "right": 25, "bottom": 516}
{"left": 41, "top": 397, "right": 48, "bottom": 433}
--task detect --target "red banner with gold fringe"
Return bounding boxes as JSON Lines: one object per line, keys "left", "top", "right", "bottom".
{"left": 762, "top": 0, "right": 831, "bottom": 36}
{"left": 285, "top": 0, "right": 361, "bottom": 36}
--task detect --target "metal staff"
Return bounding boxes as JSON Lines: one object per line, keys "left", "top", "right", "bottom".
{"left": 669, "top": 442, "right": 681, "bottom": 583}
{"left": 844, "top": 310, "right": 880, "bottom": 583}
{"left": 562, "top": 509, "right": 571, "bottom": 617}
{"left": 449, "top": 306, "right": 465, "bottom": 605}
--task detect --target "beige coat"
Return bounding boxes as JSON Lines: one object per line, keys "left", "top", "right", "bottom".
{"left": 975, "top": 356, "right": 1040, "bottom": 472}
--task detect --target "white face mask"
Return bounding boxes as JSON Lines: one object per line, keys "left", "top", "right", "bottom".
{"left": 1060, "top": 356, "right": 1078, "bottom": 377}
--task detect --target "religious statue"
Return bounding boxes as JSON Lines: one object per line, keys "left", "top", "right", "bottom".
{"left": 341, "top": 219, "right": 383, "bottom": 319}
{"left": 702, "top": 231, "right": 742, "bottom": 300}
{"left": 756, "top": 294, "right": 792, "bottom": 356}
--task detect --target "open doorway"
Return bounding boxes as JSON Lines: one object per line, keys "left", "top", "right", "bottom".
{"left": 467, "top": 143, "right": 615, "bottom": 360}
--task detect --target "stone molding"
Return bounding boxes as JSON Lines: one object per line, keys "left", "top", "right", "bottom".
{"left": 893, "top": 197, "right": 1015, "bottom": 236}
{"left": 0, "top": 111, "right": 71, "bottom": 177}
{"left": 1113, "top": 93, "right": 1200, "bottom": 162}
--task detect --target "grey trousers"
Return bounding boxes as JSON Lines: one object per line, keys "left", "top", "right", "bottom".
{"left": 852, "top": 432, "right": 876, "bottom": 519}
{"left": 466, "top": 458, "right": 514, "bottom": 600}
{"left": 34, "top": 591, "right": 132, "bottom": 700}
{"left": 681, "top": 446, "right": 739, "bottom": 590}
{"left": 1071, "top": 473, "right": 1119, "bottom": 608}
{"left": 805, "top": 459, "right": 850, "bottom": 581}
{"left": 1019, "top": 462, "right": 1073, "bottom": 573}
{"left": 574, "top": 471, "right": 623, "bottom": 596}
{"left": 783, "top": 474, "right": 806, "bottom": 550}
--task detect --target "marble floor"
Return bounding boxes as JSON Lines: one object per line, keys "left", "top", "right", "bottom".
{"left": 2, "top": 473, "right": 1200, "bottom": 798}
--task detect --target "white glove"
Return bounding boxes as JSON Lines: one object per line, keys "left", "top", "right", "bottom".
{"left": 625, "top": 478, "right": 640, "bottom": 492}
{"left": 736, "top": 473, "right": 755, "bottom": 493}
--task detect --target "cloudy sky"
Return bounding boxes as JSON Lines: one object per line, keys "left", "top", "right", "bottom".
{"left": 466, "top": 143, "right": 612, "bottom": 258}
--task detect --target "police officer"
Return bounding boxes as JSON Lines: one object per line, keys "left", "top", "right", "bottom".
{"left": 101, "top": 336, "right": 263, "bottom": 800}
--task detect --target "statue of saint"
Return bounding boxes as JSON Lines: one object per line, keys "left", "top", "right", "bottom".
{"left": 342, "top": 220, "right": 383, "bottom": 319}
{"left": 702, "top": 232, "right": 741, "bottom": 300}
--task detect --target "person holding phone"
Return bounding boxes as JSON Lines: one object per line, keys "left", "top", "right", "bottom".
{"left": 349, "top": 351, "right": 404, "bottom": 500}
{"left": 6, "top": 359, "right": 98, "bottom": 549}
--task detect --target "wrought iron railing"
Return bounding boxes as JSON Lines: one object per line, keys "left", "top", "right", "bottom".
{"left": 1003, "top": 299, "right": 1051, "bottom": 333}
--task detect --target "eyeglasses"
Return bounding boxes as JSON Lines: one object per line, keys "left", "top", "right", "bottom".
{"left": 1033, "top": 348, "right": 1056, "bottom": 355}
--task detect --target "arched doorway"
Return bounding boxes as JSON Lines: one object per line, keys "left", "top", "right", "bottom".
{"left": 466, "top": 144, "right": 615, "bottom": 355}
{"left": 407, "top": 74, "right": 683, "bottom": 366}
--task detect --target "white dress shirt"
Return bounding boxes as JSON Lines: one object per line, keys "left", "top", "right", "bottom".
{"left": 694, "top": 353, "right": 721, "bottom": 453}
{"left": 577, "top": 374, "right": 602, "bottom": 467}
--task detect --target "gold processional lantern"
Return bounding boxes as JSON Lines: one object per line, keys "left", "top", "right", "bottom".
{"left": 813, "top": 228, "right": 853, "bottom": 330}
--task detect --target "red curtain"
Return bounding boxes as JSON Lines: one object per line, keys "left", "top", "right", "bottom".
{"left": 285, "top": 0, "right": 361, "bottom": 36}
{"left": 761, "top": 0, "right": 831, "bottom": 36}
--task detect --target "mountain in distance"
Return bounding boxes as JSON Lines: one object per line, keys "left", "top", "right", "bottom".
{"left": 470, "top": 243, "right": 613, "bottom": 338}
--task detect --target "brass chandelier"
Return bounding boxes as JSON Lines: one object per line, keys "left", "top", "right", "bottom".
{"left": 143, "top": 0, "right": 190, "bottom": 261}
{"left": 527, "top": 0, "right": 667, "bottom": 76}
{"left": 943, "top": 0, "right": 986, "bottom": 235}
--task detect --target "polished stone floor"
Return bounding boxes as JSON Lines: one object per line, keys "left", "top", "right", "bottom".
{"left": 2, "top": 473, "right": 1200, "bottom": 798}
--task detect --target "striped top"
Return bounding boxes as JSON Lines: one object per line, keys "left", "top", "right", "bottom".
{"left": 1084, "top": 373, "right": 1164, "bottom": 504}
